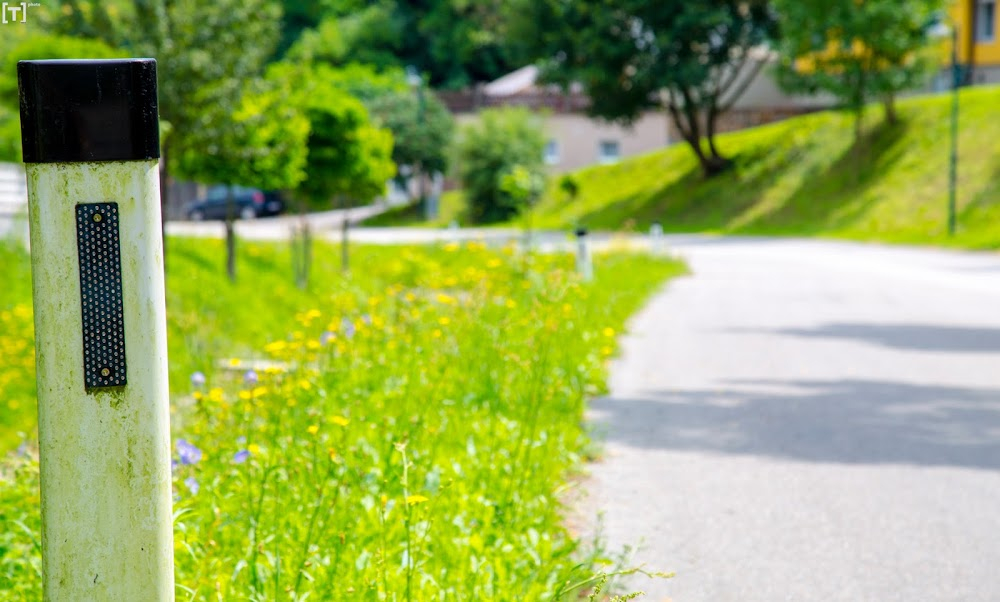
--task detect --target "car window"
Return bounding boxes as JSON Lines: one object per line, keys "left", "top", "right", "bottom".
{"left": 206, "top": 186, "right": 228, "bottom": 201}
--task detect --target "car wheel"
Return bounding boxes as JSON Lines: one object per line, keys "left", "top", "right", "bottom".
{"left": 190, "top": 210, "right": 205, "bottom": 221}
{"left": 240, "top": 206, "right": 257, "bottom": 220}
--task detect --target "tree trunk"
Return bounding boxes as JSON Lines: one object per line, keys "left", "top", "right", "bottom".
{"left": 704, "top": 105, "right": 732, "bottom": 175}
{"left": 225, "top": 185, "right": 236, "bottom": 282}
{"left": 667, "top": 100, "right": 731, "bottom": 178}
{"left": 340, "top": 196, "right": 350, "bottom": 273}
{"left": 293, "top": 201, "right": 311, "bottom": 289}
{"left": 883, "top": 94, "right": 897, "bottom": 125}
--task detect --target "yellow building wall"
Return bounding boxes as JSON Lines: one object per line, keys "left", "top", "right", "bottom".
{"left": 951, "top": 0, "right": 1000, "bottom": 65}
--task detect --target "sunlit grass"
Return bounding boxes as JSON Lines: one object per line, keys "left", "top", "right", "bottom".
{"left": 0, "top": 237, "right": 683, "bottom": 600}
{"left": 524, "top": 86, "right": 1000, "bottom": 248}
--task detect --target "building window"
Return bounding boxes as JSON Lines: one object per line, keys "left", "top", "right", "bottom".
{"left": 598, "top": 140, "right": 621, "bottom": 164}
{"left": 544, "top": 139, "right": 560, "bottom": 165}
{"left": 977, "top": 0, "right": 996, "bottom": 42}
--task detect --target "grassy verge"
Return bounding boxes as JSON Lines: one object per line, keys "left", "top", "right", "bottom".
{"left": 359, "top": 191, "right": 468, "bottom": 228}
{"left": 0, "top": 237, "right": 683, "bottom": 600}
{"left": 529, "top": 86, "right": 1000, "bottom": 248}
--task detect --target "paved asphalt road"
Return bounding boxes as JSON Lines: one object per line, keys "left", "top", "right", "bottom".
{"left": 587, "top": 236, "right": 1000, "bottom": 601}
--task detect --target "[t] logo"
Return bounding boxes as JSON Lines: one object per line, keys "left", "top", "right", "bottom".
{"left": 1, "top": 2, "right": 28, "bottom": 24}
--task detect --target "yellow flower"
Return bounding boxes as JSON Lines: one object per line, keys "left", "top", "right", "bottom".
{"left": 405, "top": 495, "right": 428, "bottom": 506}
{"left": 487, "top": 258, "right": 502, "bottom": 268}
{"left": 264, "top": 340, "right": 288, "bottom": 354}
{"left": 287, "top": 398, "right": 298, "bottom": 408}
{"left": 307, "top": 424, "right": 320, "bottom": 436}
{"left": 436, "top": 293, "right": 457, "bottom": 305}
{"left": 299, "top": 379, "right": 312, "bottom": 391}
{"left": 248, "top": 443, "right": 261, "bottom": 455}
{"left": 252, "top": 386, "right": 268, "bottom": 397}
{"left": 433, "top": 329, "right": 443, "bottom": 339}
{"left": 327, "top": 448, "right": 337, "bottom": 461}
{"left": 330, "top": 415, "right": 350, "bottom": 427}
{"left": 208, "top": 388, "right": 225, "bottom": 402}
{"left": 505, "top": 299, "right": 517, "bottom": 309}
{"left": 228, "top": 358, "right": 242, "bottom": 367}
{"left": 438, "top": 316, "right": 450, "bottom": 326}
{"left": 602, "top": 327, "right": 616, "bottom": 337}
{"left": 238, "top": 390, "right": 252, "bottom": 400}
{"left": 444, "top": 242, "right": 460, "bottom": 252}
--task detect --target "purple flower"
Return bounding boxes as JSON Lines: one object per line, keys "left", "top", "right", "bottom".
{"left": 244, "top": 369, "right": 258, "bottom": 386}
{"left": 233, "top": 449, "right": 250, "bottom": 464}
{"left": 184, "top": 476, "right": 199, "bottom": 495}
{"left": 341, "top": 317, "right": 356, "bottom": 339}
{"left": 176, "top": 439, "right": 202, "bottom": 465}
{"left": 320, "top": 331, "right": 334, "bottom": 345}
{"left": 190, "top": 371, "right": 206, "bottom": 389}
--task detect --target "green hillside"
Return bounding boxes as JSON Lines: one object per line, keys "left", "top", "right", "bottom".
{"left": 532, "top": 86, "right": 1000, "bottom": 248}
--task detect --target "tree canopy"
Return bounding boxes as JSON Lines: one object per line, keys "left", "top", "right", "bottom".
{"left": 367, "top": 89, "right": 455, "bottom": 180}
{"left": 285, "top": 0, "right": 517, "bottom": 89}
{"left": 773, "top": 0, "right": 945, "bottom": 136}
{"left": 269, "top": 64, "right": 396, "bottom": 207}
{"left": 511, "top": 0, "right": 779, "bottom": 177}
{"left": 454, "top": 107, "right": 546, "bottom": 223}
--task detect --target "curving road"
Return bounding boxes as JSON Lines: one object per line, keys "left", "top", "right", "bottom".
{"left": 588, "top": 236, "right": 1000, "bottom": 601}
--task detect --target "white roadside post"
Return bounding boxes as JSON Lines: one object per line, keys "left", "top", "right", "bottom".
{"left": 650, "top": 221, "right": 663, "bottom": 255}
{"left": 574, "top": 226, "right": 593, "bottom": 281}
{"left": 18, "top": 59, "right": 174, "bottom": 600}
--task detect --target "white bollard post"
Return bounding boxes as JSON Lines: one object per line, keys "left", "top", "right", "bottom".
{"left": 575, "top": 227, "right": 593, "bottom": 281}
{"left": 650, "top": 221, "right": 663, "bottom": 255}
{"left": 18, "top": 59, "right": 174, "bottom": 601}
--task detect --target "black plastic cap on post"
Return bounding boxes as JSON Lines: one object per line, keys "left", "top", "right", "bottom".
{"left": 18, "top": 59, "right": 159, "bottom": 163}
{"left": 574, "top": 227, "right": 588, "bottom": 238}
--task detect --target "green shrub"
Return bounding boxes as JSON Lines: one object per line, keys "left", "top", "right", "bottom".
{"left": 454, "top": 107, "right": 546, "bottom": 223}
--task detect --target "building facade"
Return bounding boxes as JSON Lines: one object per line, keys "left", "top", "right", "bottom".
{"left": 951, "top": 0, "right": 1000, "bottom": 84}
{"left": 441, "top": 63, "right": 833, "bottom": 175}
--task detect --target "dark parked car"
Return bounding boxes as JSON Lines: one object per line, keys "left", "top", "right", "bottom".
{"left": 185, "top": 185, "right": 285, "bottom": 221}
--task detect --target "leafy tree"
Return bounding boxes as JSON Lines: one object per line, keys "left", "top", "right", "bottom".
{"left": 454, "top": 107, "right": 546, "bottom": 224}
{"left": 270, "top": 63, "right": 395, "bottom": 272}
{"left": 268, "top": 61, "right": 407, "bottom": 104}
{"left": 366, "top": 88, "right": 455, "bottom": 202}
{"left": 286, "top": 2, "right": 404, "bottom": 71}
{"left": 0, "top": 108, "right": 20, "bottom": 163}
{"left": 275, "top": 0, "right": 338, "bottom": 59}
{"left": 287, "top": 0, "right": 517, "bottom": 89}
{"left": 178, "top": 82, "right": 309, "bottom": 281}
{"left": 773, "top": 0, "right": 944, "bottom": 138}
{"left": 510, "top": 0, "right": 778, "bottom": 177}
{"left": 124, "top": 0, "right": 283, "bottom": 258}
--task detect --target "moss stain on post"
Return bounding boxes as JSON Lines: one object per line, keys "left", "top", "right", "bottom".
{"left": 26, "top": 161, "right": 174, "bottom": 601}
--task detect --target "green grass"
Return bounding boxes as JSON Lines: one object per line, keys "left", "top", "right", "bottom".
{"left": 359, "top": 191, "right": 469, "bottom": 228}
{"left": 0, "top": 237, "right": 682, "bottom": 600}
{"left": 529, "top": 86, "right": 1000, "bottom": 248}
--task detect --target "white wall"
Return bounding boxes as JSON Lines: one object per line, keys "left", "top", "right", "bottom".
{"left": 0, "top": 162, "right": 28, "bottom": 244}
{"left": 455, "top": 111, "right": 671, "bottom": 174}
